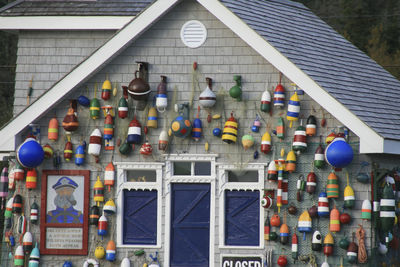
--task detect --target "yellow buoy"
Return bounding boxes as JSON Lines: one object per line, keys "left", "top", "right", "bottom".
{"left": 286, "top": 150, "right": 296, "bottom": 173}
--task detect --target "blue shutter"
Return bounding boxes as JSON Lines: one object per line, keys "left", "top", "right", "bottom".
{"left": 123, "top": 189, "right": 157, "bottom": 245}
{"left": 225, "top": 190, "right": 260, "bottom": 246}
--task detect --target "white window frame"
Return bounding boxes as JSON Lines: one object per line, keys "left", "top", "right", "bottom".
{"left": 115, "top": 162, "right": 164, "bottom": 248}
{"left": 164, "top": 154, "right": 218, "bottom": 267}
{"left": 217, "top": 163, "right": 266, "bottom": 249}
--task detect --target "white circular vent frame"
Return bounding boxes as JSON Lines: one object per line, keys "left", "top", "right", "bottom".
{"left": 180, "top": 20, "right": 207, "bottom": 48}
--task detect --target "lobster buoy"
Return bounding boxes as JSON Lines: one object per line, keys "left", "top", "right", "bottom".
{"left": 325, "top": 131, "right": 336, "bottom": 144}
{"left": 325, "top": 134, "right": 353, "bottom": 168}
{"left": 48, "top": 117, "right": 59, "bottom": 141}
{"left": 380, "top": 183, "right": 396, "bottom": 232}
{"left": 106, "top": 240, "right": 116, "bottom": 261}
{"left": 127, "top": 117, "right": 142, "bottom": 144}
{"left": 94, "top": 176, "right": 104, "bottom": 206}
{"left": 361, "top": 199, "right": 372, "bottom": 220}
{"left": 306, "top": 171, "right": 317, "bottom": 194}
{"left": 103, "top": 199, "right": 116, "bottom": 215}
{"left": 23, "top": 231, "right": 33, "bottom": 255}
{"left": 95, "top": 246, "right": 105, "bottom": 259}
{"left": 192, "top": 107, "right": 202, "bottom": 142}
{"left": 104, "top": 114, "right": 114, "bottom": 140}
{"left": 98, "top": 214, "right": 108, "bottom": 237}
{"left": 318, "top": 192, "right": 329, "bottom": 217}
{"left": 267, "top": 160, "right": 277, "bottom": 181}
{"left": 64, "top": 136, "right": 73, "bottom": 161}
{"left": 273, "top": 81, "right": 285, "bottom": 108}
{"left": 75, "top": 141, "right": 86, "bottom": 166}
{"left": 62, "top": 107, "right": 79, "bottom": 133}
{"left": 314, "top": 141, "right": 325, "bottom": 169}
{"left": 326, "top": 171, "right": 339, "bottom": 198}
{"left": 270, "top": 213, "right": 281, "bottom": 227}
{"left": 121, "top": 257, "right": 131, "bottom": 267}
{"left": 308, "top": 205, "right": 318, "bottom": 218}
{"left": 229, "top": 75, "right": 242, "bottom": 101}
{"left": 213, "top": 128, "right": 222, "bottom": 137}
{"left": 312, "top": 231, "right": 322, "bottom": 251}
{"left": 78, "top": 95, "right": 90, "bottom": 107}
{"left": 261, "top": 132, "right": 271, "bottom": 154}
{"left": 321, "top": 259, "right": 330, "bottom": 267}
{"left": 280, "top": 222, "right": 289, "bottom": 244}
{"left": 101, "top": 77, "right": 112, "bottom": 101}
{"left": 171, "top": 103, "right": 192, "bottom": 138}
{"left": 347, "top": 239, "right": 358, "bottom": 264}
{"left": 199, "top": 77, "right": 216, "bottom": 108}
{"left": 28, "top": 243, "right": 40, "bottom": 267}
{"left": 43, "top": 144, "right": 54, "bottom": 159}
{"left": 260, "top": 89, "right": 271, "bottom": 113}
{"left": 83, "top": 259, "right": 99, "bottom": 267}
{"left": 104, "top": 162, "right": 115, "bottom": 192}
{"left": 242, "top": 135, "right": 255, "bottom": 150}
{"left": 26, "top": 169, "right": 37, "bottom": 189}
{"left": 277, "top": 167, "right": 284, "bottom": 212}
{"left": 14, "top": 161, "right": 25, "bottom": 181}
{"left": 89, "top": 205, "right": 100, "bottom": 225}
{"left": 140, "top": 140, "right": 153, "bottom": 156}
{"left": 30, "top": 201, "right": 39, "bottom": 224}
{"left": 296, "top": 175, "right": 305, "bottom": 202}
{"left": 0, "top": 167, "right": 8, "bottom": 206}
{"left": 287, "top": 91, "right": 300, "bottom": 128}
{"left": 17, "top": 138, "right": 44, "bottom": 168}
{"left": 222, "top": 113, "right": 238, "bottom": 144}
{"left": 88, "top": 128, "right": 102, "bottom": 162}
{"left": 90, "top": 97, "right": 101, "bottom": 120}
{"left": 291, "top": 230, "right": 298, "bottom": 260}
{"left": 251, "top": 114, "right": 261, "bottom": 132}
{"left": 344, "top": 174, "right": 355, "bottom": 209}
{"left": 285, "top": 150, "right": 296, "bottom": 173}
{"left": 261, "top": 195, "right": 273, "bottom": 209}
{"left": 292, "top": 125, "right": 307, "bottom": 154}
{"left": 12, "top": 194, "right": 23, "bottom": 214}
{"left": 147, "top": 107, "right": 158, "bottom": 129}
{"left": 324, "top": 232, "right": 334, "bottom": 256}
{"left": 118, "top": 94, "right": 129, "bottom": 119}
{"left": 158, "top": 130, "right": 169, "bottom": 152}
{"left": 330, "top": 206, "right": 340, "bottom": 233}
{"left": 276, "top": 117, "right": 284, "bottom": 140}
{"left": 14, "top": 245, "right": 24, "bottom": 266}
{"left": 298, "top": 210, "right": 312, "bottom": 240}
{"left": 4, "top": 197, "right": 13, "bottom": 218}
{"left": 339, "top": 212, "right": 351, "bottom": 224}
{"left": 306, "top": 115, "right": 317, "bottom": 136}
{"left": 277, "top": 255, "right": 287, "bottom": 267}
{"left": 264, "top": 213, "right": 271, "bottom": 240}
{"left": 282, "top": 172, "right": 288, "bottom": 205}
{"left": 156, "top": 75, "right": 168, "bottom": 112}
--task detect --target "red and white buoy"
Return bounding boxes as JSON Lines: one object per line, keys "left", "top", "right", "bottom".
{"left": 88, "top": 128, "right": 102, "bottom": 162}
{"left": 104, "top": 162, "right": 115, "bottom": 192}
{"left": 23, "top": 231, "right": 33, "bottom": 255}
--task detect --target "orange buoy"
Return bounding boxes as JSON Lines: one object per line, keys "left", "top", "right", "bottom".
{"left": 285, "top": 150, "right": 296, "bottom": 173}
{"left": 48, "top": 117, "right": 59, "bottom": 141}
{"left": 324, "top": 232, "right": 334, "bottom": 256}
{"left": 330, "top": 206, "right": 340, "bottom": 233}
{"left": 104, "top": 162, "right": 115, "bottom": 192}
{"left": 25, "top": 169, "right": 37, "bottom": 189}
{"left": 326, "top": 171, "right": 339, "bottom": 198}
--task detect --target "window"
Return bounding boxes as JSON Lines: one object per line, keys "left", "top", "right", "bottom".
{"left": 115, "top": 162, "right": 163, "bottom": 248}
{"left": 172, "top": 161, "right": 212, "bottom": 176}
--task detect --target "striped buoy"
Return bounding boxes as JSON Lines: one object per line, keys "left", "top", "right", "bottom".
{"left": 286, "top": 150, "right": 296, "bottom": 173}
{"left": 330, "top": 206, "right": 340, "bottom": 233}
{"left": 276, "top": 117, "right": 285, "bottom": 140}
{"left": 0, "top": 167, "right": 8, "bottom": 206}
{"left": 4, "top": 197, "right": 13, "bottom": 218}
{"left": 325, "top": 131, "right": 336, "bottom": 145}
{"left": 48, "top": 117, "right": 59, "bottom": 141}
{"left": 318, "top": 192, "right": 329, "bottom": 217}
{"left": 280, "top": 222, "right": 289, "bottom": 244}
{"left": 296, "top": 175, "right": 305, "bottom": 202}
{"left": 23, "top": 231, "right": 33, "bottom": 255}
{"left": 380, "top": 183, "right": 396, "bottom": 232}
{"left": 314, "top": 138, "right": 325, "bottom": 169}
{"left": 14, "top": 245, "right": 24, "bottom": 266}
{"left": 199, "top": 77, "right": 216, "bottom": 108}
{"left": 324, "top": 232, "right": 334, "bottom": 256}
{"left": 344, "top": 173, "right": 355, "bottom": 209}
{"left": 94, "top": 176, "right": 104, "bottom": 206}
{"left": 90, "top": 205, "right": 100, "bottom": 225}
{"left": 287, "top": 91, "right": 300, "bottom": 128}
{"left": 291, "top": 230, "right": 298, "bottom": 260}
{"left": 127, "top": 117, "right": 142, "bottom": 144}
{"left": 64, "top": 136, "right": 73, "bottom": 162}
{"left": 361, "top": 199, "right": 372, "bottom": 220}
{"left": 14, "top": 161, "right": 24, "bottom": 181}
{"left": 12, "top": 194, "right": 23, "bottom": 214}
{"left": 347, "top": 239, "right": 358, "bottom": 264}
{"left": 90, "top": 97, "right": 101, "bottom": 120}
{"left": 312, "top": 231, "right": 322, "bottom": 251}
{"left": 261, "top": 89, "right": 271, "bottom": 113}
{"left": 8, "top": 166, "right": 14, "bottom": 191}
{"left": 98, "top": 213, "right": 108, "bottom": 238}
{"left": 28, "top": 243, "right": 40, "bottom": 267}
{"left": 261, "top": 132, "right": 271, "bottom": 154}
{"left": 158, "top": 130, "right": 169, "bottom": 152}
{"left": 88, "top": 128, "right": 102, "bottom": 161}
{"left": 147, "top": 107, "right": 158, "bottom": 129}
{"left": 251, "top": 115, "right": 261, "bottom": 132}
{"left": 261, "top": 195, "right": 273, "bottom": 209}
{"left": 75, "top": 141, "right": 86, "bottom": 166}
{"left": 306, "top": 115, "right": 317, "bottom": 136}
{"left": 306, "top": 171, "right": 317, "bottom": 194}
{"left": 103, "top": 199, "right": 116, "bottom": 215}
{"left": 156, "top": 75, "right": 168, "bottom": 112}
{"left": 267, "top": 160, "right": 277, "bottom": 181}
{"left": 264, "top": 213, "right": 271, "bottom": 240}
{"left": 326, "top": 171, "right": 339, "bottom": 198}
{"left": 104, "top": 114, "right": 114, "bottom": 140}
{"left": 298, "top": 210, "right": 312, "bottom": 240}
{"left": 118, "top": 96, "right": 128, "bottom": 119}
{"left": 242, "top": 135, "right": 255, "bottom": 150}
{"left": 43, "top": 144, "right": 53, "bottom": 159}
{"left": 30, "top": 201, "right": 38, "bottom": 224}
{"left": 101, "top": 78, "right": 112, "bottom": 101}
{"left": 18, "top": 214, "right": 27, "bottom": 236}
{"left": 105, "top": 162, "right": 115, "bottom": 192}
{"left": 292, "top": 125, "right": 307, "bottom": 153}
{"left": 222, "top": 113, "right": 238, "bottom": 144}
{"left": 25, "top": 169, "right": 37, "bottom": 190}
{"left": 282, "top": 172, "right": 288, "bottom": 205}
{"left": 106, "top": 240, "right": 116, "bottom": 261}
{"left": 273, "top": 80, "right": 285, "bottom": 108}
{"left": 62, "top": 107, "right": 79, "bottom": 133}
{"left": 277, "top": 166, "right": 284, "bottom": 212}
{"left": 192, "top": 106, "right": 202, "bottom": 142}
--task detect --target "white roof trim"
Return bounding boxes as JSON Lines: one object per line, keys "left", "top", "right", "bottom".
{"left": 198, "top": 0, "right": 386, "bottom": 154}
{"left": 0, "top": 16, "right": 133, "bottom": 30}
{"left": 0, "top": 0, "right": 181, "bottom": 152}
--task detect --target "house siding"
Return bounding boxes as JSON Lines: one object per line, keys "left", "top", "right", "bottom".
{"left": 2, "top": 0, "right": 396, "bottom": 266}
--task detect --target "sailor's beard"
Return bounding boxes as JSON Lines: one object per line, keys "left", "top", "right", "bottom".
{"left": 54, "top": 194, "right": 77, "bottom": 209}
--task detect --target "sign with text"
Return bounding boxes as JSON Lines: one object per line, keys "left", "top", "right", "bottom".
{"left": 46, "top": 228, "right": 83, "bottom": 249}
{"left": 222, "top": 256, "right": 263, "bottom": 267}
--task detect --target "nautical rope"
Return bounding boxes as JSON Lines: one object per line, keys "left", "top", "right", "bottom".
{"left": 356, "top": 224, "right": 368, "bottom": 263}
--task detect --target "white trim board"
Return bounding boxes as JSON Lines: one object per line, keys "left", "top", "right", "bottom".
{"left": 0, "top": 16, "right": 133, "bottom": 30}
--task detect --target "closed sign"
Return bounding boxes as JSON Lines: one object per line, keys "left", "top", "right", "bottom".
{"left": 222, "top": 256, "right": 262, "bottom": 267}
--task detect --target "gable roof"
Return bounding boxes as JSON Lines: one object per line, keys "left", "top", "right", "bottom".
{"left": 0, "top": 0, "right": 399, "bottom": 154}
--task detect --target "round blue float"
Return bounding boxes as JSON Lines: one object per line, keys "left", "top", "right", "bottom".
{"left": 63, "top": 261, "right": 73, "bottom": 267}
{"left": 17, "top": 138, "right": 44, "bottom": 168}
{"left": 213, "top": 128, "right": 222, "bottom": 137}
{"left": 324, "top": 137, "right": 353, "bottom": 168}
{"left": 171, "top": 115, "right": 192, "bottom": 138}
{"left": 78, "top": 95, "right": 90, "bottom": 107}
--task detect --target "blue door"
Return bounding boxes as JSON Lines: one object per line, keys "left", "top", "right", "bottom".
{"left": 170, "top": 183, "right": 210, "bottom": 267}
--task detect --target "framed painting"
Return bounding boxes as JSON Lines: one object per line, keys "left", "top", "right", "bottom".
{"left": 40, "top": 170, "right": 90, "bottom": 255}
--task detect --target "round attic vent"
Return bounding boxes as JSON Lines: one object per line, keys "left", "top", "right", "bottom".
{"left": 180, "top": 20, "right": 207, "bottom": 48}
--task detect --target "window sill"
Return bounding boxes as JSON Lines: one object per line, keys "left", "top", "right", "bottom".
{"left": 219, "top": 245, "right": 264, "bottom": 250}
{"left": 116, "top": 243, "right": 162, "bottom": 249}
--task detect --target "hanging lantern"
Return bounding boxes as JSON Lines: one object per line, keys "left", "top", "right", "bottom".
{"left": 222, "top": 113, "right": 238, "bottom": 144}
{"left": 95, "top": 246, "right": 105, "bottom": 259}
{"left": 286, "top": 150, "right": 296, "bottom": 173}
{"left": 12, "top": 194, "right": 23, "bottom": 214}
{"left": 306, "top": 171, "right": 317, "bottom": 194}
{"left": 271, "top": 213, "right": 281, "bottom": 227}
{"left": 156, "top": 75, "right": 168, "bottom": 112}
{"left": 276, "top": 117, "right": 284, "bottom": 140}
{"left": 103, "top": 199, "right": 116, "bottom": 215}
{"left": 192, "top": 106, "right": 202, "bottom": 142}
{"left": 104, "top": 114, "right": 114, "bottom": 141}
{"left": 17, "top": 138, "right": 44, "bottom": 168}
{"left": 14, "top": 245, "right": 24, "bottom": 267}
{"left": 344, "top": 173, "right": 355, "bottom": 209}
{"left": 199, "top": 77, "right": 216, "bottom": 108}
{"left": 280, "top": 222, "right": 289, "bottom": 244}
{"left": 267, "top": 160, "right": 277, "bottom": 181}
{"left": 277, "top": 255, "right": 287, "bottom": 267}
{"left": 98, "top": 213, "right": 108, "bottom": 238}
{"left": 74, "top": 141, "right": 86, "bottom": 166}
{"left": 127, "top": 116, "right": 142, "bottom": 144}
{"left": 361, "top": 199, "right": 372, "bottom": 220}
{"left": 43, "top": 144, "right": 54, "bottom": 159}
{"left": 325, "top": 134, "right": 354, "bottom": 168}
{"left": 292, "top": 125, "right": 307, "bottom": 154}
{"left": 251, "top": 114, "right": 261, "bottom": 133}
{"left": 147, "top": 107, "right": 158, "bottom": 129}
{"left": 298, "top": 210, "right": 312, "bottom": 240}
{"left": 89, "top": 205, "right": 100, "bottom": 225}
{"left": 158, "top": 130, "right": 169, "bottom": 152}
{"left": 347, "top": 237, "right": 358, "bottom": 264}
{"left": 26, "top": 169, "right": 37, "bottom": 189}
{"left": 264, "top": 213, "right": 271, "bottom": 241}
{"left": 324, "top": 232, "right": 334, "bottom": 256}
{"left": 326, "top": 171, "right": 339, "bottom": 198}
{"left": 229, "top": 75, "right": 242, "bottom": 101}
{"left": 28, "top": 243, "right": 40, "bottom": 267}
{"left": 104, "top": 162, "right": 115, "bottom": 192}
{"left": 171, "top": 103, "right": 192, "bottom": 138}
{"left": 242, "top": 135, "right": 255, "bottom": 150}
{"left": 330, "top": 206, "right": 340, "bottom": 233}
{"left": 273, "top": 77, "right": 285, "bottom": 109}
{"left": 314, "top": 138, "right": 325, "bottom": 169}
{"left": 94, "top": 176, "right": 104, "bottom": 206}
{"left": 0, "top": 167, "right": 8, "bottom": 208}
{"left": 88, "top": 128, "right": 102, "bottom": 162}
{"left": 118, "top": 87, "right": 129, "bottom": 119}
{"left": 291, "top": 230, "right": 298, "bottom": 260}
{"left": 30, "top": 201, "right": 38, "bottom": 224}
{"left": 14, "top": 162, "right": 24, "bottom": 181}
{"left": 48, "top": 117, "right": 59, "bottom": 141}
{"left": 306, "top": 115, "right": 317, "bottom": 136}
{"left": 312, "top": 231, "right": 322, "bottom": 251}
{"left": 260, "top": 89, "right": 271, "bottom": 113}
{"left": 318, "top": 192, "right": 329, "bottom": 217}
{"left": 23, "top": 231, "right": 33, "bottom": 255}
{"left": 106, "top": 240, "right": 116, "bottom": 262}
{"left": 101, "top": 77, "right": 112, "bottom": 101}
{"left": 64, "top": 136, "right": 73, "bottom": 162}
{"left": 380, "top": 183, "right": 396, "bottom": 232}
{"left": 287, "top": 91, "right": 300, "bottom": 128}
{"left": 261, "top": 132, "right": 271, "bottom": 154}
{"left": 78, "top": 95, "right": 90, "bottom": 107}
{"left": 296, "top": 175, "right": 305, "bottom": 202}
{"left": 127, "top": 62, "right": 150, "bottom": 107}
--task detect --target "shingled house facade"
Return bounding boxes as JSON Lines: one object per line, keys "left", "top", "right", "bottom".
{"left": 0, "top": 0, "right": 400, "bottom": 266}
